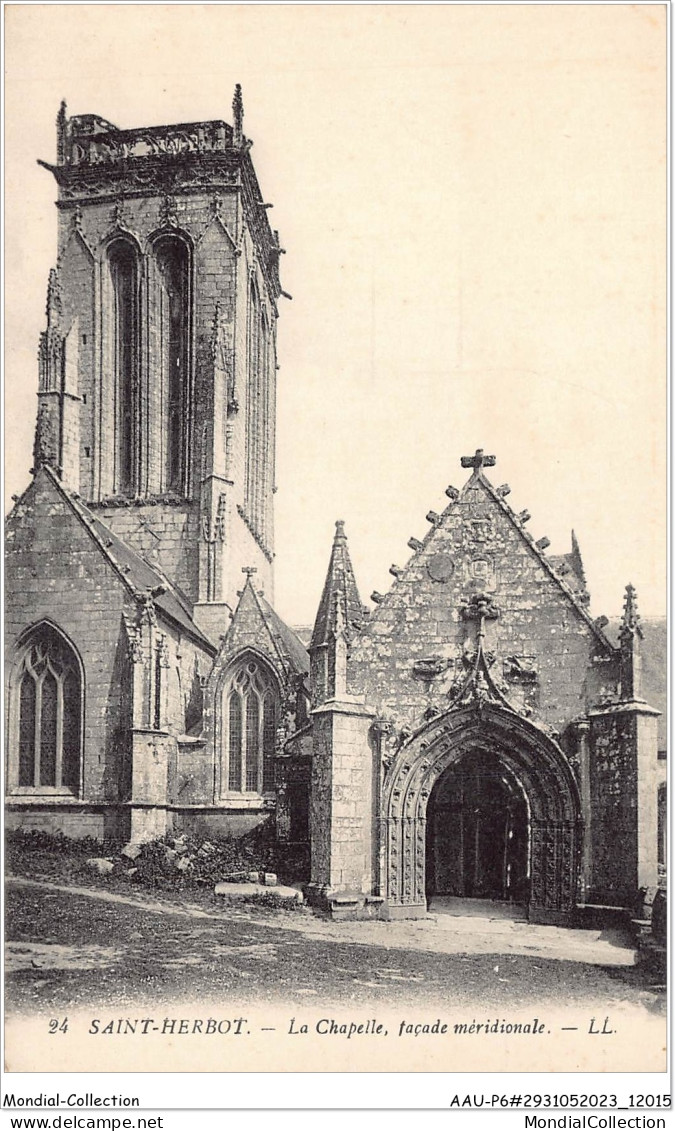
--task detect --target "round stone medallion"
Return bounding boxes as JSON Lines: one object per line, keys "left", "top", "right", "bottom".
{"left": 426, "top": 553, "right": 455, "bottom": 583}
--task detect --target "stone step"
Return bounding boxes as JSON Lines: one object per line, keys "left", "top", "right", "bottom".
{"left": 214, "top": 881, "right": 303, "bottom": 904}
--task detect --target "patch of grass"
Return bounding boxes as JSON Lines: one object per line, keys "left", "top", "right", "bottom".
{"left": 222, "top": 890, "right": 306, "bottom": 913}
{"left": 5, "top": 829, "right": 119, "bottom": 885}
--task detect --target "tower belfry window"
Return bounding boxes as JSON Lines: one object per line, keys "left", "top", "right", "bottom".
{"left": 154, "top": 236, "right": 190, "bottom": 493}
{"left": 108, "top": 240, "right": 138, "bottom": 495}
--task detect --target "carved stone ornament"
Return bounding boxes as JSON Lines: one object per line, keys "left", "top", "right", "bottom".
{"left": 460, "top": 592, "right": 500, "bottom": 624}
{"left": 411, "top": 656, "right": 451, "bottom": 681}
{"left": 33, "top": 403, "right": 59, "bottom": 469}
{"left": 503, "top": 655, "right": 539, "bottom": 685}
{"left": 160, "top": 194, "right": 178, "bottom": 228}
{"left": 122, "top": 612, "right": 146, "bottom": 665}
{"left": 426, "top": 553, "right": 456, "bottom": 583}
{"left": 111, "top": 198, "right": 128, "bottom": 229}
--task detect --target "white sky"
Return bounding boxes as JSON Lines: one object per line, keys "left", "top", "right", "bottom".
{"left": 4, "top": 4, "right": 667, "bottom": 626}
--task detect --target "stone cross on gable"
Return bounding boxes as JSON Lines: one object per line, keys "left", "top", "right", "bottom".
{"left": 461, "top": 448, "right": 496, "bottom": 471}
{"left": 242, "top": 566, "right": 257, "bottom": 578}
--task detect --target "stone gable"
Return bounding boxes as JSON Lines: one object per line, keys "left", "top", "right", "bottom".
{"left": 5, "top": 469, "right": 134, "bottom": 829}
{"left": 349, "top": 470, "right": 618, "bottom": 736}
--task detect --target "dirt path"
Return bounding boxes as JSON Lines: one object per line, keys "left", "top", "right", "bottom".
{"left": 8, "top": 874, "right": 636, "bottom": 965}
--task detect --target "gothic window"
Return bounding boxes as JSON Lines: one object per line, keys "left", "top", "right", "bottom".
{"left": 154, "top": 235, "right": 190, "bottom": 493}
{"left": 223, "top": 657, "right": 278, "bottom": 795}
{"left": 108, "top": 240, "right": 139, "bottom": 495}
{"left": 12, "top": 624, "right": 83, "bottom": 793}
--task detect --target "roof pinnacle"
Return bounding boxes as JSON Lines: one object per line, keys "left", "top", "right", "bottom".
{"left": 232, "top": 83, "right": 244, "bottom": 146}
{"left": 620, "top": 583, "right": 642, "bottom": 640}
{"left": 56, "top": 100, "right": 67, "bottom": 164}
{"left": 310, "top": 520, "right": 363, "bottom": 649}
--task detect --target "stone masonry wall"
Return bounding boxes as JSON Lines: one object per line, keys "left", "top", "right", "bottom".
{"left": 5, "top": 470, "right": 217, "bottom": 840}
{"left": 588, "top": 711, "right": 638, "bottom": 903}
{"left": 5, "top": 472, "right": 135, "bottom": 809}
{"left": 349, "top": 476, "right": 615, "bottom": 739}
{"left": 93, "top": 504, "right": 200, "bottom": 604}
{"left": 52, "top": 188, "right": 275, "bottom": 611}
{"left": 309, "top": 710, "right": 333, "bottom": 887}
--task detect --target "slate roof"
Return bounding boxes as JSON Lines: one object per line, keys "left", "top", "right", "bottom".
{"left": 548, "top": 532, "right": 588, "bottom": 601}
{"left": 258, "top": 594, "right": 310, "bottom": 677}
{"left": 311, "top": 520, "right": 364, "bottom": 648}
{"left": 35, "top": 466, "right": 215, "bottom": 653}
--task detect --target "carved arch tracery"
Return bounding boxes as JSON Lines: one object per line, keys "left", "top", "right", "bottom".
{"left": 381, "top": 704, "right": 581, "bottom": 922}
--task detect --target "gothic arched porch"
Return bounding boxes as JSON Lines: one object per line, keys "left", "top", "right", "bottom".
{"left": 380, "top": 703, "right": 582, "bottom": 925}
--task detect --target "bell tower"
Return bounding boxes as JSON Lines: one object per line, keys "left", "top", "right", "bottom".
{"left": 34, "top": 87, "right": 284, "bottom": 640}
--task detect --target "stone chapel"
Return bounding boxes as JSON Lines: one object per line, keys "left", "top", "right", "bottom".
{"left": 5, "top": 92, "right": 665, "bottom": 926}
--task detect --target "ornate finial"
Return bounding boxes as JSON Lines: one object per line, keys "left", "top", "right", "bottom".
{"left": 460, "top": 592, "right": 500, "bottom": 626}
{"left": 242, "top": 565, "right": 257, "bottom": 579}
{"left": 45, "top": 268, "right": 62, "bottom": 326}
{"left": 620, "top": 583, "right": 642, "bottom": 640}
{"left": 72, "top": 203, "right": 83, "bottom": 232}
{"left": 619, "top": 583, "right": 643, "bottom": 700}
{"left": 461, "top": 448, "right": 496, "bottom": 471}
{"left": 160, "top": 195, "right": 178, "bottom": 228}
{"left": 335, "top": 519, "right": 346, "bottom": 539}
{"left": 111, "top": 198, "right": 127, "bottom": 229}
{"left": 33, "top": 403, "right": 59, "bottom": 471}
{"left": 232, "top": 83, "right": 244, "bottom": 147}
{"left": 56, "top": 100, "right": 67, "bottom": 164}
{"left": 211, "top": 195, "right": 223, "bottom": 219}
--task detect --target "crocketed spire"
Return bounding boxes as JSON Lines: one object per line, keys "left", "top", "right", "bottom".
{"left": 619, "top": 583, "right": 643, "bottom": 700}
{"left": 620, "top": 582, "right": 643, "bottom": 642}
{"left": 310, "top": 520, "right": 363, "bottom": 649}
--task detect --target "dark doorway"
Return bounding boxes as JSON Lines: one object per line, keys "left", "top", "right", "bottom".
{"left": 425, "top": 749, "right": 529, "bottom": 905}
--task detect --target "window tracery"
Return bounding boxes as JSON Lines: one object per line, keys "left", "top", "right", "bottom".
{"left": 12, "top": 625, "right": 83, "bottom": 793}
{"left": 223, "top": 657, "right": 277, "bottom": 795}
{"left": 153, "top": 235, "right": 190, "bottom": 493}
{"left": 108, "top": 238, "right": 139, "bottom": 495}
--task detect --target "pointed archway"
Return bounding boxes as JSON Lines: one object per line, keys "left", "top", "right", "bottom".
{"left": 380, "top": 702, "right": 582, "bottom": 925}
{"left": 425, "top": 747, "right": 530, "bottom": 906}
